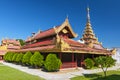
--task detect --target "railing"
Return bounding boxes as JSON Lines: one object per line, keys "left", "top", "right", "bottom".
{"left": 61, "top": 62, "right": 77, "bottom": 68}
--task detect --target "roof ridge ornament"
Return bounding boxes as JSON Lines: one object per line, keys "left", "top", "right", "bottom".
{"left": 64, "top": 15, "right": 69, "bottom": 24}
{"left": 87, "top": 7, "right": 90, "bottom": 23}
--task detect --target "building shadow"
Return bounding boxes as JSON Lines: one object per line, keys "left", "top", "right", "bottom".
{"left": 82, "top": 73, "right": 120, "bottom": 80}
{"left": 92, "top": 74, "right": 120, "bottom": 80}
{"left": 82, "top": 73, "right": 102, "bottom": 79}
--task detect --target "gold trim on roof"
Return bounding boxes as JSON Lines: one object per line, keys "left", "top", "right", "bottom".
{"left": 57, "top": 17, "right": 77, "bottom": 38}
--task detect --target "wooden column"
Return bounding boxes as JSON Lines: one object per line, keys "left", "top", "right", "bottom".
{"left": 92, "top": 54, "right": 94, "bottom": 59}
{"left": 72, "top": 53, "right": 77, "bottom": 68}
{"left": 59, "top": 53, "right": 62, "bottom": 61}
{"left": 59, "top": 53, "right": 62, "bottom": 68}
{"left": 81, "top": 54, "right": 84, "bottom": 67}
{"left": 72, "top": 53, "right": 74, "bottom": 62}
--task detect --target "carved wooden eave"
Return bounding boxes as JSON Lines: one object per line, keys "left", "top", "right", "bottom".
{"left": 61, "top": 48, "right": 111, "bottom": 55}
{"left": 111, "top": 48, "right": 116, "bottom": 54}
{"left": 57, "top": 18, "right": 77, "bottom": 38}
{"left": 54, "top": 35, "right": 70, "bottom": 51}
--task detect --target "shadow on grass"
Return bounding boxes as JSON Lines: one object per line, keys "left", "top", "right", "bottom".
{"left": 82, "top": 73, "right": 102, "bottom": 79}
{"left": 83, "top": 73, "right": 120, "bottom": 80}
{"left": 92, "top": 74, "right": 120, "bottom": 80}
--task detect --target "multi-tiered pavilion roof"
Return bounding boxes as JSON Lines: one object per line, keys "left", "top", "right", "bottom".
{"left": 10, "top": 15, "right": 115, "bottom": 55}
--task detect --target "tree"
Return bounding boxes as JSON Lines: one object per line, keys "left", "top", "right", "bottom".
{"left": 22, "top": 51, "right": 32, "bottom": 65}
{"left": 44, "top": 54, "right": 62, "bottom": 72}
{"left": 30, "top": 51, "right": 44, "bottom": 68}
{"left": 84, "top": 58, "right": 95, "bottom": 69}
{"left": 94, "top": 56, "right": 116, "bottom": 77}
{"left": 16, "top": 39, "right": 25, "bottom": 46}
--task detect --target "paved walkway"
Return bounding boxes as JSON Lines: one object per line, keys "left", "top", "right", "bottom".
{"left": 1, "top": 61, "right": 120, "bottom": 80}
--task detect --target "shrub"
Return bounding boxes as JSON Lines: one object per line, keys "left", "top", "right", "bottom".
{"left": 84, "top": 58, "right": 94, "bottom": 69}
{"left": 22, "top": 51, "right": 32, "bottom": 65}
{"left": 6, "top": 52, "right": 14, "bottom": 62}
{"left": 3, "top": 52, "right": 9, "bottom": 61}
{"left": 12, "top": 53, "right": 18, "bottom": 62}
{"left": 44, "top": 54, "right": 62, "bottom": 72}
{"left": 16, "top": 53, "right": 24, "bottom": 64}
{"left": 30, "top": 51, "right": 44, "bottom": 68}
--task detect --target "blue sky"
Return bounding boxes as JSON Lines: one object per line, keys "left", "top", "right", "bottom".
{"left": 0, "top": 0, "right": 120, "bottom": 48}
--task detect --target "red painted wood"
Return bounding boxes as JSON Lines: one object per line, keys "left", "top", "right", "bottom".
{"left": 72, "top": 53, "right": 74, "bottom": 62}
{"left": 61, "top": 62, "right": 77, "bottom": 68}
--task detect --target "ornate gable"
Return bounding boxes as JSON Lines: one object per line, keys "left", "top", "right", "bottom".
{"left": 25, "top": 18, "right": 77, "bottom": 43}
{"left": 57, "top": 17, "right": 77, "bottom": 38}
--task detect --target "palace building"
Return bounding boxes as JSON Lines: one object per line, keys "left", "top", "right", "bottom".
{"left": 0, "top": 8, "right": 116, "bottom": 68}
{"left": 0, "top": 39, "right": 21, "bottom": 60}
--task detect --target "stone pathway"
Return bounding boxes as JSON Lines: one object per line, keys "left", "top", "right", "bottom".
{"left": 1, "top": 61, "right": 120, "bottom": 80}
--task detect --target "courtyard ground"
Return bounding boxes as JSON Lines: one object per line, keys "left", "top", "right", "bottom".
{"left": 1, "top": 61, "right": 120, "bottom": 80}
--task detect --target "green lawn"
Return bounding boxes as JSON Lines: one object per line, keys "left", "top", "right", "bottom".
{"left": 71, "top": 69, "right": 120, "bottom": 80}
{"left": 0, "top": 63, "right": 44, "bottom": 80}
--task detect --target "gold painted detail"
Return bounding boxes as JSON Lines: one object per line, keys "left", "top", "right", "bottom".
{"left": 54, "top": 34, "right": 70, "bottom": 51}
{"left": 111, "top": 48, "right": 116, "bottom": 54}
{"left": 62, "top": 29, "right": 68, "bottom": 33}
{"left": 0, "top": 45, "right": 7, "bottom": 50}
{"left": 60, "top": 38, "right": 70, "bottom": 51}
{"left": 88, "top": 42, "right": 93, "bottom": 48}
{"left": 57, "top": 17, "right": 77, "bottom": 38}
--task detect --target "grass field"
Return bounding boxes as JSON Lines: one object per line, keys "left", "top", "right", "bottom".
{"left": 0, "top": 63, "right": 44, "bottom": 80}
{"left": 71, "top": 69, "right": 120, "bottom": 80}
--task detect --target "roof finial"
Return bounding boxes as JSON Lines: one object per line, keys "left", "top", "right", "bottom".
{"left": 87, "top": 6, "right": 90, "bottom": 23}
{"left": 66, "top": 14, "right": 69, "bottom": 19}
{"left": 63, "top": 14, "right": 69, "bottom": 24}
{"left": 65, "top": 14, "right": 69, "bottom": 22}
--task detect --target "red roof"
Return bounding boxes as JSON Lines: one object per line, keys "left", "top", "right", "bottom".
{"left": 22, "top": 40, "right": 54, "bottom": 49}
{"left": 11, "top": 45, "right": 55, "bottom": 52}
{"left": 2, "top": 39, "right": 20, "bottom": 45}
{"left": 93, "top": 44, "right": 104, "bottom": 49}
{"left": 0, "top": 50, "right": 6, "bottom": 55}
{"left": 7, "top": 45, "right": 20, "bottom": 50}
{"left": 63, "top": 38, "right": 85, "bottom": 47}
{"left": 64, "top": 46, "right": 111, "bottom": 54}
{"left": 62, "top": 38, "right": 111, "bottom": 54}
{"left": 25, "top": 26, "right": 60, "bottom": 42}
{"left": 34, "top": 28, "right": 56, "bottom": 40}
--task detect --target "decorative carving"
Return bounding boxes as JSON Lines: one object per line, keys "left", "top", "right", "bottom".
{"left": 62, "top": 29, "right": 68, "bottom": 34}
{"left": 111, "top": 48, "right": 116, "bottom": 54}
{"left": 60, "top": 38, "right": 70, "bottom": 51}
{"left": 57, "top": 17, "right": 77, "bottom": 38}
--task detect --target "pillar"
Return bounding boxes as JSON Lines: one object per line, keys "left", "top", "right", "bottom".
{"left": 81, "top": 54, "right": 84, "bottom": 67}
{"left": 92, "top": 54, "right": 94, "bottom": 59}
{"left": 59, "top": 53, "right": 62, "bottom": 61}
{"left": 72, "top": 53, "right": 74, "bottom": 62}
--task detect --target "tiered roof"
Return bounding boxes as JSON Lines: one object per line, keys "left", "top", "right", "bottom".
{"left": 2, "top": 39, "right": 20, "bottom": 46}
{"left": 0, "top": 39, "right": 21, "bottom": 56}
{"left": 10, "top": 17, "right": 115, "bottom": 55}
{"left": 80, "top": 7, "right": 104, "bottom": 51}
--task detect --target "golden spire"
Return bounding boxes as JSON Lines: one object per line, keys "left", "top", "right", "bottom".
{"left": 81, "top": 7, "right": 100, "bottom": 46}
